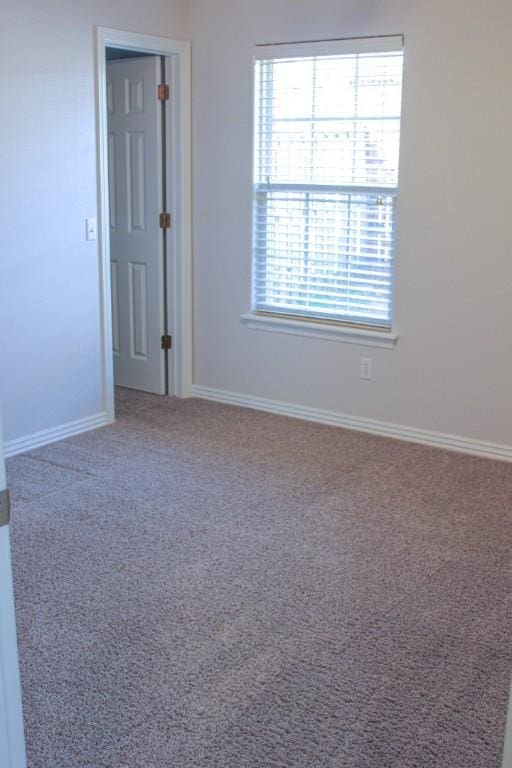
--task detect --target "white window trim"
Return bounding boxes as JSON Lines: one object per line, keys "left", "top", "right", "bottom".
{"left": 255, "top": 34, "right": 404, "bottom": 60}
{"left": 251, "top": 36, "right": 404, "bottom": 335}
{"left": 240, "top": 313, "right": 398, "bottom": 349}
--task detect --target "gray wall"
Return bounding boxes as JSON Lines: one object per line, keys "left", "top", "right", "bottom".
{"left": 2, "top": 0, "right": 512, "bottom": 453}
{"left": 190, "top": 0, "right": 512, "bottom": 447}
{"left": 0, "top": 0, "right": 189, "bottom": 444}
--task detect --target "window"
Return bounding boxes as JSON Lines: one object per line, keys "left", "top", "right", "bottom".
{"left": 252, "top": 36, "right": 404, "bottom": 331}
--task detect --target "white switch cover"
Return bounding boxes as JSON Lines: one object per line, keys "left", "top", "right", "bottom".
{"left": 86, "top": 218, "right": 97, "bottom": 241}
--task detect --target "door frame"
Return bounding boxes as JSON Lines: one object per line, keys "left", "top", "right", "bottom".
{"left": 0, "top": 401, "right": 27, "bottom": 768}
{"left": 0, "top": 528, "right": 26, "bottom": 768}
{"left": 95, "top": 27, "right": 192, "bottom": 417}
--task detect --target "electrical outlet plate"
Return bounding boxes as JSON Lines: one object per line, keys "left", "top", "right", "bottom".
{"left": 360, "top": 357, "right": 372, "bottom": 380}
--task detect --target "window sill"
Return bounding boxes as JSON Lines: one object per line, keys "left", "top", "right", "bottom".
{"left": 240, "top": 313, "right": 398, "bottom": 349}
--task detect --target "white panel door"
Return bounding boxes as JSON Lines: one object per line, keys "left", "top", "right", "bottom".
{"left": 0, "top": 406, "right": 26, "bottom": 768}
{"left": 107, "top": 56, "right": 166, "bottom": 394}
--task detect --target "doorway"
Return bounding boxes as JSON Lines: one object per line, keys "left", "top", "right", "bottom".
{"left": 106, "top": 50, "right": 169, "bottom": 395}
{"left": 95, "top": 28, "right": 192, "bottom": 419}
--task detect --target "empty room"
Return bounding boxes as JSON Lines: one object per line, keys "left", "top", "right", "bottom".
{"left": 1, "top": 1, "right": 512, "bottom": 767}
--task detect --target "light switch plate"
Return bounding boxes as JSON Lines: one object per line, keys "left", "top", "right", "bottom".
{"left": 86, "top": 218, "right": 97, "bottom": 241}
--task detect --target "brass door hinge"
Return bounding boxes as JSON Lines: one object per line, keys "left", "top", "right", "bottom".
{"left": 0, "top": 489, "right": 11, "bottom": 527}
{"left": 161, "top": 334, "right": 172, "bottom": 351}
{"left": 157, "top": 83, "right": 170, "bottom": 101}
{"left": 159, "top": 212, "right": 171, "bottom": 230}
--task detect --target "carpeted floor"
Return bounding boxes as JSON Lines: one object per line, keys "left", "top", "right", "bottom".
{"left": 7, "top": 388, "right": 512, "bottom": 767}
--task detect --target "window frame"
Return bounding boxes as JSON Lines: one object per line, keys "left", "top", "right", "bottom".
{"left": 245, "top": 35, "right": 404, "bottom": 345}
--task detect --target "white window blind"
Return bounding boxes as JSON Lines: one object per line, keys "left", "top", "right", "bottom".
{"left": 253, "top": 36, "right": 404, "bottom": 329}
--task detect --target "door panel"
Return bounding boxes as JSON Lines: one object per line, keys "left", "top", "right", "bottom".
{"left": 107, "top": 133, "right": 117, "bottom": 230}
{"left": 110, "top": 260, "right": 120, "bottom": 354}
{"left": 129, "top": 262, "right": 149, "bottom": 358}
{"left": 107, "top": 56, "right": 165, "bottom": 395}
{"left": 127, "top": 131, "right": 146, "bottom": 231}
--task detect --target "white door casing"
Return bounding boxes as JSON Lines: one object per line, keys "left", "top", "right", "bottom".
{"left": 96, "top": 28, "right": 193, "bottom": 415}
{"left": 0, "top": 408, "right": 26, "bottom": 768}
{"left": 107, "top": 55, "right": 166, "bottom": 395}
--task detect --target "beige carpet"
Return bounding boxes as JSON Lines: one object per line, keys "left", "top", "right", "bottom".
{"left": 7, "top": 388, "right": 512, "bottom": 767}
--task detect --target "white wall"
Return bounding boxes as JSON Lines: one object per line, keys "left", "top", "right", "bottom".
{"left": 190, "top": 0, "right": 512, "bottom": 448}
{"left": 2, "top": 0, "right": 512, "bottom": 452}
{"left": 0, "top": 0, "right": 189, "bottom": 445}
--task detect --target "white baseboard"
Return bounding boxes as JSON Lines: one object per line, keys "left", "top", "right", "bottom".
{"left": 4, "top": 413, "right": 112, "bottom": 458}
{"left": 192, "top": 385, "right": 512, "bottom": 463}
